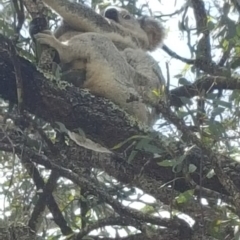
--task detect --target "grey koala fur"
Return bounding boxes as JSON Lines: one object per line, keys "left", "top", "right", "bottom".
{"left": 35, "top": 0, "right": 166, "bottom": 126}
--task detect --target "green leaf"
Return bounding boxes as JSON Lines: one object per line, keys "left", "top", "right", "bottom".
{"left": 181, "top": 64, "right": 191, "bottom": 75}
{"left": 206, "top": 92, "right": 219, "bottom": 99}
{"left": 112, "top": 135, "right": 152, "bottom": 150}
{"left": 206, "top": 169, "right": 215, "bottom": 179}
{"left": 208, "top": 121, "right": 224, "bottom": 137}
{"left": 82, "top": 237, "right": 95, "bottom": 240}
{"left": 32, "top": 194, "right": 39, "bottom": 205}
{"left": 157, "top": 160, "right": 174, "bottom": 167}
{"left": 178, "top": 77, "right": 191, "bottom": 86}
{"left": 236, "top": 25, "right": 240, "bottom": 37}
{"left": 142, "top": 143, "right": 164, "bottom": 155}
{"left": 208, "top": 219, "right": 230, "bottom": 238}
{"left": 176, "top": 189, "right": 194, "bottom": 204}
{"left": 188, "top": 164, "right": 197, "bottom": 173}
{"left": 135, "top": 138, "right": 150, "bottom": 150}
{"left": 211, "top": 107, "right": 225, "bottom": 118}
{"left": 214, "top": 100, "right": 232, "bottom": 109}
{"left": 172, "top": 155, "right": 186, "bottom": 173}
{"left": 207, "top": 20, "right": 215, "bottom": 31}
{"left": 0, "top": 19, "right": 15, "bottom": 37}
{"left": 179, "top": 97, "right": 193, "bottom": 106}
{"left": 226, "top": 20, "right": 236, "bottom": 39}
{"left": 128, "top": 150, "right": 138, "bottom": 163}
{"left": 177, "top": 109, "right": 192, "bottom": 118}
{"left": 222, "top": 39, "right": 229, "bottom": 51}
{"left": 173, "top": 74, "right": 183, "bottom": 78}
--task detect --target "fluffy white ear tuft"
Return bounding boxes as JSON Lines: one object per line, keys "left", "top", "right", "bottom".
{"left": 138, "top": 16, "right": 166, "bottom": 51}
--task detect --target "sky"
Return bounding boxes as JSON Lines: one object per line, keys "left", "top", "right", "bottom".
{"left": 147, "top": 0, "right": 196, "bottom": 88}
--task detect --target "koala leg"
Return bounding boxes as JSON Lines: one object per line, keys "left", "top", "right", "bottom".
{"left": 42, "top": 0, "right": 111, "bottom": 33}
{"left": 35, "top": 31, "right": 150, "bottom": 124}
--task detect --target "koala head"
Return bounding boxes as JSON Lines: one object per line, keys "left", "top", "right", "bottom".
{"left": 103, "top": 6, "right": 165, "bottom": 51}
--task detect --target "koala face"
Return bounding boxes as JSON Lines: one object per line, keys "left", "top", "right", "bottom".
{"left": 103, "top": 6, "right": 165, "bottom": 51}
{"left": 103, "top": 7, "right": 144, "bottom": 33}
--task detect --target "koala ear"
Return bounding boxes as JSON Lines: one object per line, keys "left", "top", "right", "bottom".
{"left": 138, "top": 16, "right": 165, "bottom": 51}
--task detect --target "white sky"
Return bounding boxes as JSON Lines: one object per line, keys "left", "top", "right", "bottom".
{"left": 148, "top": 0, "right": 196, "bottom": 88}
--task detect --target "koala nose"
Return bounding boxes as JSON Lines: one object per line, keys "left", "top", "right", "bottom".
{"left": 104, "top": 8, "right": 119, "bottom": 23}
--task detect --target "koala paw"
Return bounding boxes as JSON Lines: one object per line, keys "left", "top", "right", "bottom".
{"left": 34, "top": 32, "right": 57, "bottom": 49}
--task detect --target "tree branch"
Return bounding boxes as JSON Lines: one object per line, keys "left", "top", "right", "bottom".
{"left": 170, "top": 75, "right": 240, "bottom": 107}
{"left": 0, "top": 33, "right": 146, "bottom": 149}
{"left": 21, "top": 151, "right": 73, "bottom": 235}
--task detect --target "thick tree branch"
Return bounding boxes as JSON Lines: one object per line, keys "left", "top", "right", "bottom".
{"left": 1, "top": 33, "right": 237, "bottom": 140}
{"left": 0, "top": 33, "right": 146, "bottom": 149}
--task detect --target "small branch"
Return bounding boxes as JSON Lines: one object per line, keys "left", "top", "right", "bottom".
{"left": 28, "top": 171, "right": 60, "bottom": 231}
{"left": 24, "top": 113, "right": 57, "bottom": 153}
{"left": 169, "top": 75, "right": 240, "bottom": 107}
{"left": 22, "top": 0, "right": 56, "bottom": 72}
{"left": 158, "top": 4, "right": 187, "bottom": 18}
{"left": 162, "top": 45, "right": 195, "bottom": 64}
{"left": 191, "top": 0, "right": 211, "bottom": 60}
{"left": 21, "top": 156, "right": 73, "bottom": 235}
{"left": 11, "top": 0, "right": 25, "bottom": 37}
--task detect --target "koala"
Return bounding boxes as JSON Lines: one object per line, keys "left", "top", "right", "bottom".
{"left": 35, "top": 0, "right": 166, "bottom": 125}
{"left": 44, "top": 2, "right": 165, "bottom": 51}
{"left": 36, "top": 31, "right": 151, "bottom": 124}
